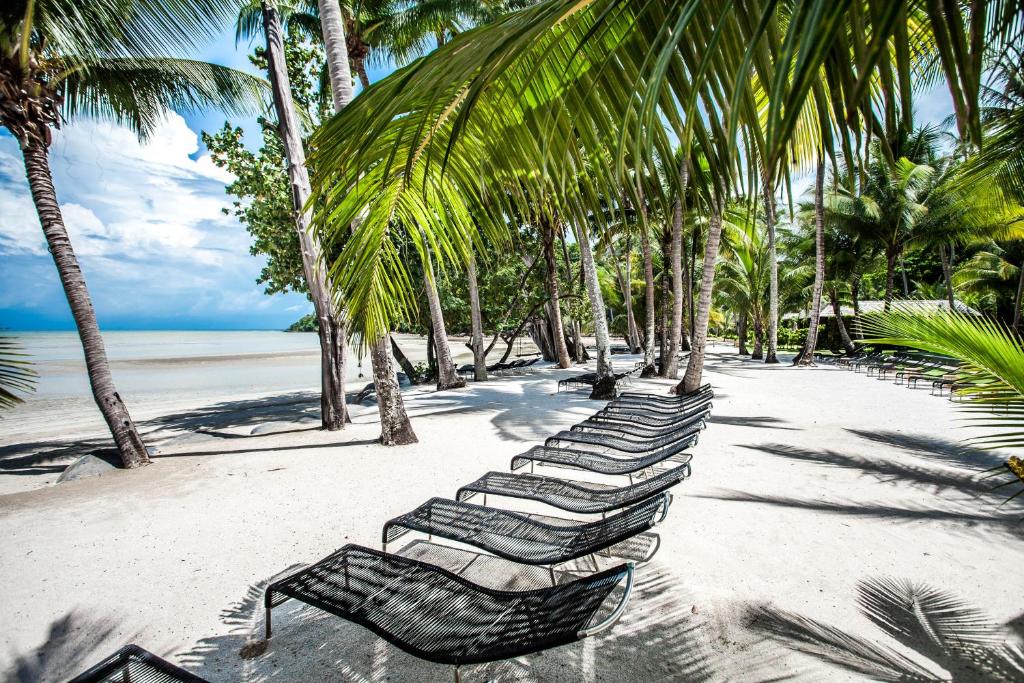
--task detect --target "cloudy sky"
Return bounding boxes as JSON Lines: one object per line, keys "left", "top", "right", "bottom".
{"left": 0, "top": 29, "right": 953, "bottom": 331}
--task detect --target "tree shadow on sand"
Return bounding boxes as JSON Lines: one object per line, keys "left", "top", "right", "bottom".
{"left": 2, "top": 610, "right": 136, "bottom": 683}
{"left": 746, "top": 577, "right": 1024, "bottom": 682}
{"left": 178, "top": 542, "right": 778, "bottom": 682}
{"left": 845, "top": 429, "right": 1006, "bottom": 470}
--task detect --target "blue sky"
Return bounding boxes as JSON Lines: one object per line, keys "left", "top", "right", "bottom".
{"left": 0, "top": 28, "right": 954, "bottom": 331}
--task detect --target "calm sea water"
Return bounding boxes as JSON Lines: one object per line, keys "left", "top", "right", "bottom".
{"left": 9, "top": 330, "right": 343, "bottom": 400}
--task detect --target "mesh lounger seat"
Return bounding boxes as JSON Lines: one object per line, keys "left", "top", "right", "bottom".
{"left": 456, "top": 465, "right": 690, "bottom": 514}
{"left": 607, "top": 391, "right": 713, "bottom": 413}
{"left": 70, "top": 644, "right": 208, "bottom": 683}
{"left": 592, "top": 399, "right": 712, "bottom": 428}
{"left": 545, "top": 421, "right": 704, "bottom": 452}
{"left": 264, "top": 545, "right": 634, "bottom": 679}
{"left": 382, "top": 494, "right": 670, "bottom": 565}
{"left": 619, "top": 383, "right": 712, "bottom": 402}
{"left": 571, "top": 408, "right": 710, "bottom": 440}
{"left": 511, "top": 433, "right": 697, "bottom": 476}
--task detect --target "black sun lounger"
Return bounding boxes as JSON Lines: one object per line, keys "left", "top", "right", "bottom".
{"left": 618, "top": 383, "right": 713, "bottom": 402}
{"left": 456, "top": 465, "right": 690, "bottom": 514}
{"left": 265, "top": 545, "right": 634, "bottom": 680}
{"left": 382, "top": 494, "right": 669, "bottom": 567}
{"left": 592, "top": 399, "right": 712, "bottom": 427}
{"left": 571, "top": 408, "right": 710, "bottom": 441}
{"left": 511, "top": 433, "right": 697, "bottom": 476}
{"left": 545, "top": 421, "right": 704, "bottom": 452}
{"left": 70, "top": 644, "right": 208, "bottom": 683}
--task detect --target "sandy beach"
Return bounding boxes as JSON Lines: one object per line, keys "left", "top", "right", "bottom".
{"left": 1, "top": 338, "right": 1022, "bottom": 682}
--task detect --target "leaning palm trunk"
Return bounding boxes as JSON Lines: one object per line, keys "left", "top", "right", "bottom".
{"left": 1012, "top": 258, "right": 1023, "bottom": 332}
{"left": 540, "top": 215, "right": 572, "bottom": 368}
{"left": 938, "top": 243, "right": 955, "bottom": 309}
{"left": 664, "top": 161, "right": 688, "bottom": 378}
{"left": 761, "top": 171, "right": 779, "bottom": 364}
{"left": 20, "top": 141, "right": 149, "bottom": 468}
{"left": 678, "top": 193, "right": 725, "bottom": 394}
{"left": 575, "top": 221, "right": 615, "bottom": 399}
{"left": 467, "top": 251, "right": 487, "bottom": 381}
{"left": 263, "top": 0, "right": 347, "bottom": 430}
{"left": 423, "top": 255, "right": 466, "bottom": 390}
{"left": 637, "top": 201, "right": 657, "bottom": 377}
{"left": 829, "top": 289, "right": 857, "bottom": 354}
{"left": 797, "top": 155, "right": 826, "bottom": 366}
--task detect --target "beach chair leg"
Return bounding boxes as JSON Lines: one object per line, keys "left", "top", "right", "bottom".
{"left": 549, "top": 565, "right": 557, "bottom": 586}
{"left": 454, "top": 666, "right": 461, "bottom": 683}
{"left": 265, "top": 606, "right": 272, "bottom": 640}
{"left": 482, "top": 493, "right": 487, "bottom": 507}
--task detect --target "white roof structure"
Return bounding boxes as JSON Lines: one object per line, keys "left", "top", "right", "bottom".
{"left": 785, "top": 299, "right": 981, "bottom": 320}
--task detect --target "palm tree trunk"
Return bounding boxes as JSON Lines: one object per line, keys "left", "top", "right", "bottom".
{"left": 760, "top": 171, "right": 779, "bottom": 364}
{"left": 751, "top": 314, "right": 764, "bottom": 359}
{"left": 851, "top": 278, "right": 863, "bottom": 338}
{"left": 423, "top": 255, "right": 465, "bottom": 390}
{"left": 1013, "top": 259, "right": 1023, "bottom": 331}
{"left": 389, "top": 336, "right": 419, "bottom": 383}
{"left": 664, "top": 161, "right": 688, "bottom": 378}
{"left": 610, "top": 248, "right": 639, "bottom": 350}
{"left": 370, "top": 335, "right": 416, "bottom": 445}
{"left": 540, "top": 215, "right": 572, "bottom": 368}
{"left": 688, "top": 230, "right": 697, "bottom": 338}
{"left": 637, "top": 198, "right": 657, "bottom": 377}
{"left": 884, "top": 246, "right": 897, "bottom": 311}
{"left": 678, "top": 193, "right": 725, "bottom": 394}
{"left": 264, "top": 0, "right": 348, "bottom": 431}
{"left": 830, "top": 290, "right": 857, "bottom": 354}
{"left": 574, "top": 221, "right": 616, "bottom": 399}
{"left": 939, "top": 243, "right": 955, "bottom": 308}
{"left": 797, "top": 154, "right": 826, "bottom": 366}
{"left": 20, "top": 140, "right": 149, "bottom": 468}
{"left": 737, "top": 311, "right": 749, "bottom": 355}
{"left": 659, "top": 228, "right": 671, "bottom": 375}
{"left": 467, "top": 251, "right": 487, "bottom": 381}
{"left": 317, "top": 0, "right": 354, "bottom": 108}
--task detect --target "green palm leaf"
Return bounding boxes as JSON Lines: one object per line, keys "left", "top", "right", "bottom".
{"left": 861, "top": 309, "right": 1024, "bottom": 452}
{"left": 0, "top": 334, "right": 36, "bottom": 411}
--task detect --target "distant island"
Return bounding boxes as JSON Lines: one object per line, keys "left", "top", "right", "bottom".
{"left": 286, "top": 314, "right": 317, "bottom": 332}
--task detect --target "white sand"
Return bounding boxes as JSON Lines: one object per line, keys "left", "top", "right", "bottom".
{"left": 1, "top": 342, "right": 1021, "bottom": 681}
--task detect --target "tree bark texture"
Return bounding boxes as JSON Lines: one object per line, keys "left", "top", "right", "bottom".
{"left": 575, "top": 221, "right": 616, "bottom": 399}
{"left": 423, "top": 256, "right": 466, "bottom": 390}
{"left": 678, "top": 193, "right": 725, "bottom": 394}
{"left": 760, "top": 171, "right": 779, "bottom": 364}
{"left": 737, "top": 311, "right": 749, "bottom": 355}
{"left": 797, "top": 154, "right": 826, "bottom": 366}
{"left": 263, "top": 1, "right": 348, "bottom": 430}
{"left": 370, "top": 336, "right": 417, "bottom": 445}
{"left": 467, "top": 251, "right": 488, "bottom": 381}
{"left": 20, "top": 140, "right": 150, "bottom": 468}
{"left": 540, "top": 215, "right": 572, "bottom": 368}
{"left": 665, "top": 161, "right": 688, "bottom": 377}
{"left": 830, "top": 290, "right": 858, "bottom": 354}
{"left": 637, "top": 195, "right": 657, "bottom": 377}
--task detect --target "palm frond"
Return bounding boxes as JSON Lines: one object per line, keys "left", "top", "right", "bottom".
{"left": 60, "top": 57, "right": 267, "bottom": 139}
{"left": 0, "top": 334, "right": 36, "bottom": 411}
{"left": 861, "top": 309, "right": 1024, "bottom": 452}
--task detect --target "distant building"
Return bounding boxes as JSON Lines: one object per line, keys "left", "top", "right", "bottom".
{"left": 785, "top": 299, "right": 981, "bottom": 322}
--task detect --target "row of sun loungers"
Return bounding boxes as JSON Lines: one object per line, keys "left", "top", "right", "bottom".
{"left": 72, "top": 382, "right": 715, "bottom": 682}
{"left": 816, "top": 348, "right": 963, "bottom": 397}
{"left": 557, "top": 369, "right": 638, "bottom": 392}
{"left": 459, "top": 356, "right": 543, "bottom": 379}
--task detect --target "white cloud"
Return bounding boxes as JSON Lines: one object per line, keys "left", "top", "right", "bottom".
{"left": 0, "top": 112, "right": 307, "bottom": 329}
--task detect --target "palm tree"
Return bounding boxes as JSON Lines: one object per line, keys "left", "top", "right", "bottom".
{"left": 0, "top": 0, "right": 264, "bottom": 468}
{"left": 303, "top": 1, "right": 1021, "bottom": 394}
{"left": 795, "top": 154, "right": 827, "bottom": 365}
{"left": 316, "top": 0, "right": 417, "bottom": 442}
{"left": 258, "top": 0, "right": 352, "bottom": 433}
